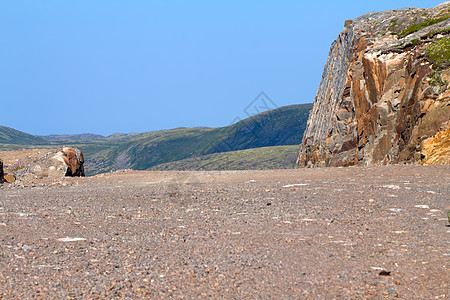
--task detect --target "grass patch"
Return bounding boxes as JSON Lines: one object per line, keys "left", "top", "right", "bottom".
{"left": 388, "top": 19, "right": 398, "bottom": 32}
{"left": 151, "top": 145, "right": 300, "bottom": 171}
{"left": 399, "top": 15, "right": 449, "bottom": 38}
{"left": 426, "top": 37, "right": 450, "bottom": 66}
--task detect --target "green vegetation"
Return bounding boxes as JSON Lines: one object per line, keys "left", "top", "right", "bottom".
{"left": 0, "top": 104, "right": 312, "bottom": 175}
{"left": 151, "top": 145, "right": 299, "bottom": 171}
{"left": 426, "top": 37, "right": 450, "bottom": 66}
{"left": 0, "top": 126, "right": 47, "bottom": 146}
{"left": 427, "top": 70, "right": 447, "bottom": 87}
{"left": 11, "top": 161, "right": 25, "bottom": 171}
{"left": 388, "top": 19, "right": 398, "bottom": 30}
{"left": 89, "top": 104, "right": 312, "bottom": 174}
{"left": 411, "top": 38, "right": 419, "bottom": 46}
{"left": 399, "top": 15, "right": 449, "bottom": 38}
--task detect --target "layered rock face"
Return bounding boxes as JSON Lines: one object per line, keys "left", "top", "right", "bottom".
{"left": 298, "top": 2, "right": 450, "bottom": 167}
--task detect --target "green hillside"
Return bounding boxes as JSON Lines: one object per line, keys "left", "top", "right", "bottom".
{"left": 88, "top": 104, "right": 312, "bottom": 173}
{"left": 0, "top": 103, "right": 312, "bottom": 175}
{"left": 0, "top": 126, "right": 47, "bottom": 149}
{"left": 87, "top": 127, "right": 220, "bottom": 174}
{"left": 40, "top": 133, "right": 105, "bottom": 141}
{"left": 211, "top": 104, "right": 311, "bottom": 153}
{"left": 151, "top": 145, "right": 299, "bottom": 171}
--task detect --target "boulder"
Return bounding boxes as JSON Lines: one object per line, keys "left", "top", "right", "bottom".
{"left": 29, "top": 147, "right": 85, "bottom": 178}
{"left": 60, "top": 147, "right": 85, "bottom": 177}
{"left": 4, "top": 174, "right": 16, "bottom": 183}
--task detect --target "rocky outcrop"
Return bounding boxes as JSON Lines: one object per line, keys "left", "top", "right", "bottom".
{"left": 1, "top": 147, "right": 85, "bottom": 180}
{"left": 297, "top": 2, "right": 450, "bottom": 167}
{"left": 32, "top": 147, "right": 85, "bottom": 177}
{"left": 60, "top": 147, "right": 85, "bottom": 176}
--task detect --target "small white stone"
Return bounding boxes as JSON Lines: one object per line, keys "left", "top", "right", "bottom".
{"left": 383, "top": 185, "right": 401, "bottom": 189}
{"left": 390, "top": 208, "right": 404, "bottom": 212}
{"left": 415, "top": 205, "right": 430, "bottom": 209}
{"left": 57, "top": 237, "right": 87, "bottom": 242}
{"left": 283, "top": 184, "right": 309, "bottom": 188}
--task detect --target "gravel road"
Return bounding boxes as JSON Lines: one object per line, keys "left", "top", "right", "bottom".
{"left": 0, "top": 165, "right": 449, "bottom": 298}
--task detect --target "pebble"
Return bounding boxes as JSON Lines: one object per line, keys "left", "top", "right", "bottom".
{"left": 283, "top": 184, "right": 309, "bottom": 188}
{"left": 56, "top": 237, "right": 87, "bottom": 242}
{"left": 383, "top": 185, "right": 400, "bottom": 189}
{"left": 415, "top": 205, "right": 430, "bottom": 209}
{"left": 389, "top": 208, "right": 404, "bottom": 212}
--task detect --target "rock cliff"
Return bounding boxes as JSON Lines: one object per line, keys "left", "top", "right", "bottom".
{"left": 297, "top": 2, "right": 450, "bottom": 167}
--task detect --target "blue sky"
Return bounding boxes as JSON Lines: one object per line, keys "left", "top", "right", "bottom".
{"left": 0, "top": 0, "right": 445, "bottom": 135}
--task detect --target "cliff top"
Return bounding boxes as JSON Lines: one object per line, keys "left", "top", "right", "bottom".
{"left": 347, "top": 2, "right": 450, "bottom": 51}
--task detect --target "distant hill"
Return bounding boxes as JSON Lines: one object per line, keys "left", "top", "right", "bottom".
{"left": 210, "top": 104, "right": 311, "bottom": 152}
{"left": 87, "top": 104, "right": 312, "bottom": 173}
{"left": 40, "top": 133, "right": 105, "bottom": 142}
{"left": 0, "top": 103, "right": 312, "bottom": 175}
{"left": 151, "top": 145, "right": 299, "bottom": 171}
{"left": 0, "top": 125, "right": 47, "bottom": 149}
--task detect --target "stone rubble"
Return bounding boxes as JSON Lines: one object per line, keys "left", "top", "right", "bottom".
{"left": 0, "top": 147, "right": 85, "bottom": 188}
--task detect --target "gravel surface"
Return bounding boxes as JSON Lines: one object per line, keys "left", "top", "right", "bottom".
{"left": 0, "top": 165, "right": 449, "bottom": 298}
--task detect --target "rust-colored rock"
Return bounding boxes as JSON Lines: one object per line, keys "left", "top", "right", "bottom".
{"left": 298, "top": 3, "right": 450, "bottom": 167}
{"left": 4, "top": 174, "right": 16, "bottom": 183}
{"left": 60, "top": 147, "right": 85, "bottom": 177}
{"left": 421, "top": 127, "right": 450, "bottom": 165}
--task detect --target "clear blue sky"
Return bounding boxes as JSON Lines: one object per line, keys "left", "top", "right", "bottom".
{"left": 0, "top": 0, "right": 445, "bottom": 136}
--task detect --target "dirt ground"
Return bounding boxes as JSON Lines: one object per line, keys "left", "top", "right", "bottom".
{"left": 0, "top": 149, "right": 54, "bottom": 167}
{"left": 0, "top": 165, "right": 449, "bottom": 298}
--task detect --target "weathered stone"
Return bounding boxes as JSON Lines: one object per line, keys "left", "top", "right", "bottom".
{"left": 297, "top": 3, "right": 450, "bottom": 167}
{"left": 61, "top": 147, "right": 85, "bottom": 177}
{"left": 4, "top": 174, "right": 16, "bottom": 183}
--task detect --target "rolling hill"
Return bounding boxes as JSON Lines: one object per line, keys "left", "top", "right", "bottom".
{"left": 87, "top": 104, "right": 312, "bottom": 173}
{"left": 0, "top": 103, "right": 312, "bottom": 174}
{"left": 40, "top": 133, "right": 105, "bottom": 142}
{"left": 0, "top": 126, "right": 48, "bottom": 150}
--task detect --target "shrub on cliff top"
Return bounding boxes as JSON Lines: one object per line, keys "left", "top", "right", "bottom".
{"left": 399, "top": 16, "right": 449, "bottom": 38}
